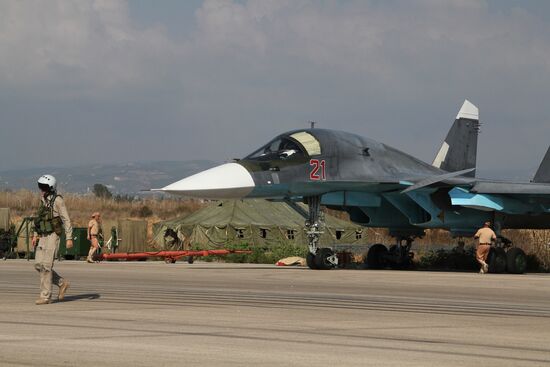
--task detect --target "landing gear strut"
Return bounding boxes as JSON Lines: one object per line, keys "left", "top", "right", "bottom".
{"left": 305, "top": 196, "right": 338, "bottom": 270}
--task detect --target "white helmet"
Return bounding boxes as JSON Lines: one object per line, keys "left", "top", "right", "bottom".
{"left": 37, "top": 174, "right": 57, "bottom": 192}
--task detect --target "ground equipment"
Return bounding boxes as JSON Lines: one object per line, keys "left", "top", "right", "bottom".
{"left": 98, "top": 249, "right": 252, "bottom": 263}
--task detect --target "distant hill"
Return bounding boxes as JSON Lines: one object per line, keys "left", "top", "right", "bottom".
{"left": 0, "top": 160, "right": 218, "bottom": 194}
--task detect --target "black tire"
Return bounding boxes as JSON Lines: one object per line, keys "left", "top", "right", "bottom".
{"left": 366, "top": 244, "right": 388, "bottom": 269}
{"left": 506, "top": 247, "right": 527, "bottom": 274}
{"left": 187, "top": 256, "right": 194, "bottom": 264}
{"left": 314, "top": 248, "right": 335, "bottom": 270}
{"left": 488, "top": 247, "right": 507, "bottom": 273}
{"left": 387, "top": 244, "right": 413, "bottom": 269}
{"left": 306, "top": 252, "right": 318, "bottom": 270}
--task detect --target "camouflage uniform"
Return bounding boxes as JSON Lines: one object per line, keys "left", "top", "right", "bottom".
{"left": 34, "top": 194, "right": 73, "bottom": 302}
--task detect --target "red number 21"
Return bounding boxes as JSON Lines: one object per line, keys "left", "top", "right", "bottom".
{"left": 309, "top": 159, "right": 326, "bottom": 180}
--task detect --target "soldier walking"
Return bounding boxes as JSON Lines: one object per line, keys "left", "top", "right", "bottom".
{"left": 32, "top": 174, "right": 73, "bottom": 305}
{"left": 473, "top": 221, "right": 496, "bottom": 274}
{"left": 87, "top": 212, "right": 102, "bottom": 262}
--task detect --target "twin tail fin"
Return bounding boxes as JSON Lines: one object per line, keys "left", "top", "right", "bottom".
{"left": 533, "top": 146, "right": 550, "bottom": 183}
{"left": 432, "top": 99, "right": 479, "bottom": 177}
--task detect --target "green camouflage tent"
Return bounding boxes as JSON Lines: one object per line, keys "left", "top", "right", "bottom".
{"left": 152, "top": 199, "right": 368, "bottom": 250}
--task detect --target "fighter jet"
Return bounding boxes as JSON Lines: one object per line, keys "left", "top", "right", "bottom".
{"left": 155, "top": 100, "right": 550, "bottom": 273}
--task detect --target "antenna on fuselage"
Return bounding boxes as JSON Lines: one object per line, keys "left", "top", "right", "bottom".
{"left": 309, "top": 121, "right": 316, "bottom": 129}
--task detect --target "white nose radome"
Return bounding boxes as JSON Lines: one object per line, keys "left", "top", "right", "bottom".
{"left": 154, "top": 163, "right": 255, "bottom": 199}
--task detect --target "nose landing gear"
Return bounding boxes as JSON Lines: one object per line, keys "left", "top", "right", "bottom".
{"left": 304, "top": 196, "right": 338, "bottom": 270}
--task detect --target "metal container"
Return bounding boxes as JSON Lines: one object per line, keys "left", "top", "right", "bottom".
{"left": 58, "top": 227, "right": 91, "bottom": 260}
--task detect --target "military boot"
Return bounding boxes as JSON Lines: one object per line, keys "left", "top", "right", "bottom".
{"left": 35, "top": 298, "right": 51, "bottom": 305}
{"left": 58, "top": 280, "right": 70, "bottom": 301}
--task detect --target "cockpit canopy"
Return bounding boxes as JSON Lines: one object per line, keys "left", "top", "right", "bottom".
{"left": 244, "top": 131, "right": 321, "bottom": 162}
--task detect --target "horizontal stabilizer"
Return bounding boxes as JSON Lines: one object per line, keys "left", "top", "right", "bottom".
{"left": 401, "top": 168, "right": 475, "bottom": 194}
{"left": 533, "top": 146, "right": 550, "bottom": 183}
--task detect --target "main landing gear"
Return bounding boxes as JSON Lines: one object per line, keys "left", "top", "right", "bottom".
{"left": 487, "top": 236, "right": 527, "bottom": 274}
{"left": 305, "top": 196, "right": 338, "bottom": 270}
{"left": 365, "top": 237, "right": 415, "bottom": 270}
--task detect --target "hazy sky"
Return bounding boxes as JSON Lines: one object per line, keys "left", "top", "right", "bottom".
{"left": 1, "top": 0, "right": 549, "bottom": 178}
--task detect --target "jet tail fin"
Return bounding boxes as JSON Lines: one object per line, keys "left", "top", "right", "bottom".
{"left": 533, "top": 146, "right": 550, "bottom": 183}
{"left": 432, "top": 99, "right": 480, "bottom": 177}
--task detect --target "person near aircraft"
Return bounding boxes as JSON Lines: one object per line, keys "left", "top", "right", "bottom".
{"left": 474, "top": 221, "right": 496, "bottom": 274}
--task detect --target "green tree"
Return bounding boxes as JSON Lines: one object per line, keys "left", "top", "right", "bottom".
{"left": 131, "top": 205, "right": 153, "bottom": 217}
{"left": 92, "top": 184, "right": 112, "bottom": 199}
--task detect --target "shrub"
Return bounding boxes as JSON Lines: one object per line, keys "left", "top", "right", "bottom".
{"left": 132, "top": 205, "right": 153, "bottom": 218}
{"left": 92, "top": 184, "right": 112, "bottom": 199}
{"left": 417, "top": 246, "right": 478, "bottom": 271}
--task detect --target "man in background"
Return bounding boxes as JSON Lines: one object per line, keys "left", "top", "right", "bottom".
{"left": 87, "top": 212, "right": 102, "bottom": 263}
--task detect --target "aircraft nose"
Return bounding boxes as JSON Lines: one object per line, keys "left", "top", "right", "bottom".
{"left": 155, "top": 163, "right": 255, "bottom": 199}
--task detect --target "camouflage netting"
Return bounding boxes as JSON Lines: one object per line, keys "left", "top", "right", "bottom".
{"left": 118, "top": 219, "right": 149, "bottom": 252}
{"left": 152, "top": 199, "right": 368, "bottom": 250}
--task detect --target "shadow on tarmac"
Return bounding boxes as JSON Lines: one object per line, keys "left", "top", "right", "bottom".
{"left": 59, "top": 293, "right": 100, "bottom": 303}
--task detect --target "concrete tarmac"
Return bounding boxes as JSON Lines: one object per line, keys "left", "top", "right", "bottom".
{"left": 1, "top": 260, "right": 549, "bottom": 366}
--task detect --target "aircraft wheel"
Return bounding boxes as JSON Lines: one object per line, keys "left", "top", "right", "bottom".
{"left": 488, "top": 248, "right": 507, "bottom": 273}
{"left": 366, "top": 244, "right": 388, "bottom": 269}
{"left": 306, "top": 252, "right": 318, "bottom": 270}
{"left": 506, "top": 247, "right": 527, "bottom": 274}
{"left": 187, "top": 256, "right": 194, "bottom": 264}
{"left": 314, "top": 248, "right": 335, "bottom": 270}
{"left": 387, "top": 245, "right": 413, "bottom": 269}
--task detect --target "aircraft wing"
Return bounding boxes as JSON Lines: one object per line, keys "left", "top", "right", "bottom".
{"left": 471, "top": 181, "right": 550, "bottom": 195}
{"left": 401, "top": 144, "right": 550, "bottom": 196}
{"left": 466, "top": 145, "right": 550, "bottom": 195}
{"left": 402, "top": 176, "right": 550, "bottom": 195}
{"left": 401, "top": 168, "right": 475, "bottom": 193}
